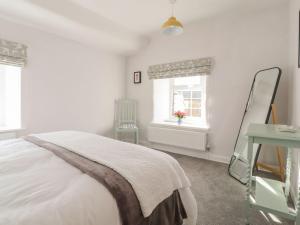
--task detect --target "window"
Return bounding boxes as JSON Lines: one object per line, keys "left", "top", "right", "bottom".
{"left": 153, "top": 75, "right": 207, "bottom": 127}
{"left": 170, "top": 76, "right": 206, "bottom": 124}
{"left": 0, "top": 64, "right": 21, "bottom": 130}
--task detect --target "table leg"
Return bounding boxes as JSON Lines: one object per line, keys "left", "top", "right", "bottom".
{"left": 297, "top": 215, "right": 300, "bottom": 225}
{"left": 296, "top": 184, "right": 300, "bottom": 225}
{"left": 245, "top": 138, "right": 253, "bottom": 225}
{"left": 285, "top": 148, "right": 291, "bottom": 198}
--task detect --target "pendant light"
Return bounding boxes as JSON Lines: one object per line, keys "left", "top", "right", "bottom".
{"left": 161, "top": 0, "right": 183, "bottom": 36}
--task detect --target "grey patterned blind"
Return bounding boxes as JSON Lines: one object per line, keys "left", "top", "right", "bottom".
{"left": 147, "top": 57, "right": 212, "bottom": 80}
{"left": 0, "top": 39, "right": 27, "bottom": 67}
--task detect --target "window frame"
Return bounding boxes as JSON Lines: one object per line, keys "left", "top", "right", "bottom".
{"left": 168, "top": 76, "right": 207, "bottom": 125}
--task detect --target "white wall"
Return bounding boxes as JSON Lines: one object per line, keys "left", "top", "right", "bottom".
{"left": 0, "top": 68, "right": 5, "bottom": 127}
{"left": 126, "top": 4, "right": 290, "bottom": 162}
{"left": 0, "top": 18, "right": 126, "bottom": 136}
{"left": 288, "top": 0, "right": 300, "bottom": 201}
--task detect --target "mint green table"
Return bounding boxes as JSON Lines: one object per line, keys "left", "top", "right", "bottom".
{"left": 245, "top": 123, "right": 300, "bottom": 225}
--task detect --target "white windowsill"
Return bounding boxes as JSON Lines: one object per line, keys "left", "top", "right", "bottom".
{"left": 0, "top": 127, "right": 25, "bottom": 133}
{"left": 150, "top": 121, "right": 209, "bottom": 132}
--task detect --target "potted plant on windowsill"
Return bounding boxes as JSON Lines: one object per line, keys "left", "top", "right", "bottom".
{"left": 174, "top": 111, "right": 186, "bottom": 125}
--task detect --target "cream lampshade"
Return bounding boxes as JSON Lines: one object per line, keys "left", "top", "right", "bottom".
{"left": 161, "top": 16, "right": 183, "bottom": 36}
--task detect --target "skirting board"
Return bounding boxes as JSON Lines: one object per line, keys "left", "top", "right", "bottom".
{"left": 140, "top": 140, "right": 230, "bottom": 164}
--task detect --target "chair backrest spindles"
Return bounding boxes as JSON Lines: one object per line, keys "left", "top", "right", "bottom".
{"left": 115, "top": 99, "right": 137, "bottom": 127}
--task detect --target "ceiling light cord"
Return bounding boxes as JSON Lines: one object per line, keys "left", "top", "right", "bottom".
{"left": 170, "top": 0, "right": 176, "bottom": 16}
{"left": 171, "top": 3, "right": 174, "bottom": 17}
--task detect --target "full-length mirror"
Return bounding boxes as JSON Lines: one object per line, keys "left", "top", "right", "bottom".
{"left": 228, "top": 67, "right": 281, "bottom": 184}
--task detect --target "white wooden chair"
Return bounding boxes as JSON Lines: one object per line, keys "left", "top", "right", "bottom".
{"left": 114, "top": 99, "right": 139, "bottom": 144}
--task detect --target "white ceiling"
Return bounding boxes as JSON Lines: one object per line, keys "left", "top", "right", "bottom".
{"left": 0, "top": 0, "right": 288, "bottom": 55}
{"left": 69, "top": 0, "right": 287, "bottom": 34}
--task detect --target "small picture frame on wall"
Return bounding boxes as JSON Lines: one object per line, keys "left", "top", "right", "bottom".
{"left": 134, "top": 71, "right": 142, "bottom": 84}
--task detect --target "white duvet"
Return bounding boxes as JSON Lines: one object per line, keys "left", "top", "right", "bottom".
{"left": 0, "top": 132, "right": 197, "bottom": 225}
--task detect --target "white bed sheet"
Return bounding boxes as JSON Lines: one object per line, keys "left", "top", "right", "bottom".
{"left": 0, "top": 138, "right": 197, "bottom": 225}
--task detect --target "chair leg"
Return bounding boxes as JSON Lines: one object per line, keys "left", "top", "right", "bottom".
{"left": 115, "top": 130, "right": 118, "bottom": 140}
{"left": 135, "top": 130, "right": 139, "bottom": 144}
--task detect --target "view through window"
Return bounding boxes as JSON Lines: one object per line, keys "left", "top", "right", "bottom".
{"left": 171, "top": 76, "right": 206, "bottom": 123}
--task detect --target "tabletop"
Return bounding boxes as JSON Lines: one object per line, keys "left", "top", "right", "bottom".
{"left": 246, "top": 123, "right": 300, "bottom": 142}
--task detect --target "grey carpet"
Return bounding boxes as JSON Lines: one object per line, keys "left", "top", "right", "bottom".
{"left": 170, "top": 154, "right": 293, "bottom": 225}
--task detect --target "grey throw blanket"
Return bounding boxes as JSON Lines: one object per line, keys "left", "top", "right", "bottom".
{"left": 25, "top": 136, "right": 187, "bottom": 225}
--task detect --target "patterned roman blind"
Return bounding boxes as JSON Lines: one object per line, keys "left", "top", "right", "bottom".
{"left": 147, "top": 57, "right": 212, "bottom": 80}
{"left": 0, "top": 38, "right": 27, "bottom": 67}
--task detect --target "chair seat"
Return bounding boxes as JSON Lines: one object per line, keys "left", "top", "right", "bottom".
{"left": 117, "top": 123, "right": 138, "bottom": 130}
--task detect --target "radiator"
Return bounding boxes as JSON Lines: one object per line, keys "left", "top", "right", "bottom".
{"left": 148, "top": 125, "right": 207, "bottom": 151}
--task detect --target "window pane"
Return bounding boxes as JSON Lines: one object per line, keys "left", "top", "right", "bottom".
{"left": 174, "top": 91, "right": 182, "bottom": 96}
{"left": 192, "top": 109, "right": 201, "bottom": 117}
{"left": 183, "top": 99, "right": 190, "bottom": 108}
{"left": 174, "top": 76, "right": 201, "bottom": 86}
{"left": 191, "top": 99, "right": 201, "bottom": 108}
{"left": 173, "top": 92, "right": 185, "bottom": 112}
{"left": 182, "top": 91, "right": 191, "bottom": 98}
{"left": 184, "top": 109, "right": 191, "bottom": 116}
{"left": 192, "top": 91, "right": 201, "bottom": 99}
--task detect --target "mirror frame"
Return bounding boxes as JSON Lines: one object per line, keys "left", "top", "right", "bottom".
{"left": 228, "top": 67, "right": 282, "bottom": 184}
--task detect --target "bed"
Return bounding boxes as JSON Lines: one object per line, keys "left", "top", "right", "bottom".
{"left": 0, "top": 131, "right": 197, "bottom": 225}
